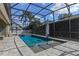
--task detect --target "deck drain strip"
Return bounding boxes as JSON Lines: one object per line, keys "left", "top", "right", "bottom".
{"left": 14, "top": 37, "right": 23, "bottom": 56}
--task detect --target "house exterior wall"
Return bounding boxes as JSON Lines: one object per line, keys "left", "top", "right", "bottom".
{"left": 0, "top": 3, "right": 11, "bottom": 37}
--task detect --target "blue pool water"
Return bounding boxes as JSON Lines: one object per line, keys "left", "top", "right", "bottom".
{"left": 20, "top": 35, "right": 50, "bottom": 47}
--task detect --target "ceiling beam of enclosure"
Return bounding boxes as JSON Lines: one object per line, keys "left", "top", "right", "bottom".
{"left": 11, "top": 3, "right": 19, "bottom": 8}
{"left": 11, "top": 3, "right": 53, "bottom": 20}
{"left": 11, "top": 8, "right": 45, "bottom": 17}
{"left": 11, "top": 3, "right": 77, "bottom": 19}
{"left": 31, "top": 3, "right": 52, "bottom": 18}
{"left": 31, "top": 3, "right": 54, "bottom": 12}
{"left": 22, "top": 3, "right": 31, "bottom": 24}
{"left": 43, "top": 3, "right": 77, "bottom": 17}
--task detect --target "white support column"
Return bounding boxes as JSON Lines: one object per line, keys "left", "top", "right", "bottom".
{"left": 5, "top": 24, "right": 11, "bottom": 37}
{"left": 46, "top": 19, "right": 49, "bottom": 37}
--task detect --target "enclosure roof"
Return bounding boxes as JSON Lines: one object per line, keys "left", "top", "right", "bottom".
{"left": 10, "top": 3, "right": 77, "bottom": 28}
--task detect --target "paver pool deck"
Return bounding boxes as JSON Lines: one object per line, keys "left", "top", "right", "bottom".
{"left": 0, "top": 36, "right": 79, "bottom": 56}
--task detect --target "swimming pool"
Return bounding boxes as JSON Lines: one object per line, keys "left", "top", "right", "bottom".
{"left": 20, "top": 35, "right": 52, "bottom": 47}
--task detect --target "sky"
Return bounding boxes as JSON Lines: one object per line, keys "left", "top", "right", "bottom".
{"left": 11, "top": 3, "right": 79, "bottom": 27}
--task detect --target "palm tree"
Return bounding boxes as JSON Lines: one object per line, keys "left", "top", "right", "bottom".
{"left": 19, "top": 11, "right": 35, "bottom": 22}
{"left": 19, "top": 11, "right": 42, "bottom": 33}
{"left": 28, "top": 18, "right": 42, "bottom": 33}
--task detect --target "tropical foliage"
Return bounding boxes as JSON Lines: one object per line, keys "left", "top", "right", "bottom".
{"left": 19, "top": 11, "right": 42, "bottom": 33}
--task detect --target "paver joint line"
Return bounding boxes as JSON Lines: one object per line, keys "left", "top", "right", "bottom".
{"left": 60, "top": 44, "right": 79, "bottom": 51}
{"left": 53, "top": 42, "right": 79, "bottom": 56}
{"left": 14, "top": 37, "right": 23, "bottom": 56}
{"left": 1, "top": 36, "right": 79, "bottom": 56}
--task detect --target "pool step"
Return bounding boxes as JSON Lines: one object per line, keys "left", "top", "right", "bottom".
{"left": 30, "top": 40, "right": 62, "bottom": 53}
{"left": 30, "top": 46, "right": 44, "bottom": 53}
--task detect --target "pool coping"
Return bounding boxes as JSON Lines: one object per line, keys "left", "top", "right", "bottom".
{"left": 1, "top": 36, "right": 79, "bottom": 56}
{"left": 15, "top": 35, "right": 67, "bottom": 55}
{"left": 14, "top": 36, "right": 65, "bottom": 56}
{"left": 14, "top": 35, "right": 79, "bottom": 56}
{"left": 14, "top": 36, "right": 35, "bottom": 55}
{"left": 32, "top": 34, "right": 68, "bottom": 42}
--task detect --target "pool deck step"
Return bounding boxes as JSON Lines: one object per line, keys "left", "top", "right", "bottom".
{"left": 49, "top": 37, "right": 68, "bottom": 42}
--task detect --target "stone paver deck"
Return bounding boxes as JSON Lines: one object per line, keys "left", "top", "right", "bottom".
{"left": 0, "top": 36, "right": 79, "bottom": 56}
